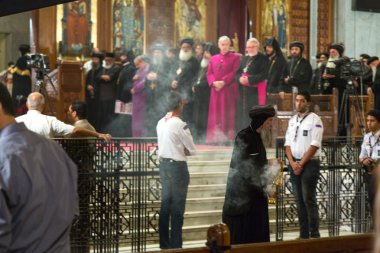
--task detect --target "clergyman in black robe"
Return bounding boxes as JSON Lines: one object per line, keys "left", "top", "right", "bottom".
{"left": 109, "top": 50, "right": 136, "bottom": 137}
{"left": 97, "top": 52, "right": 121, "bottom": 132}
{"left": 235, "top": 38, "right": 269, "bottom": 133}
{"left": 11, "top": 44, "right": 32, "bottom": 114}
{"left": 192, "top": 42, "right": 219, "bottom": 143}
{"left": 145, "top": 44, "right": 171, "bottom": 136}
{"left": 85, "top": 52, "right": 104, "bottom": 130}
{"left": 279, "top": 41, "right": 312, "bottom": 93}
{"left": 222, "top": 105, "right": 276, "bottom": 244}
{"left": 171, "top": 38, "right": 199, "bottom": 125}
{"left": 264, "top": 37, "right": 287, "bottom": 94}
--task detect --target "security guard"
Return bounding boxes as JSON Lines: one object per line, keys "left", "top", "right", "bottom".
{"left": 284, "top": 90, "right": 324, "bottom": 239}
{"left": 359, "top": 109, "right": 380, "bottom": 215}
{"left": 156, "top": 91, "right": 196, "bottom": 249}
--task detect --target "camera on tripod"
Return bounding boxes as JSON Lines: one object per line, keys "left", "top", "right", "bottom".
{"left": 334, "top": 57, "right": 363, "bottom": 80}
{"left": 26, "top": 53, "right": 50, "bottom": 84}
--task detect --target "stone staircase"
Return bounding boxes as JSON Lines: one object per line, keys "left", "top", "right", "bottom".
{"left": 181, "top": 147, "right": 278, "bottom": 242}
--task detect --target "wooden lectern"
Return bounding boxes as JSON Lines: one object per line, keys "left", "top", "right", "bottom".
{"left": 56, "top": 61, "right": 85, "bottom": 121}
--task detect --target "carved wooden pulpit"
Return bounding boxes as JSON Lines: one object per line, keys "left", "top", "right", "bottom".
{"left": 56, "top": 61, "right": 85, "bottom": 121}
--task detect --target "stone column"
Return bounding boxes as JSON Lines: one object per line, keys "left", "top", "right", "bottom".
{"left": 309, "top": 0, "right": 318, "bottom": 68}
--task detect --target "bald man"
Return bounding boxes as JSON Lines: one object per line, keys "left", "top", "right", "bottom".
{"left": 16, "top": 92, "right": 111, "bottom": 140}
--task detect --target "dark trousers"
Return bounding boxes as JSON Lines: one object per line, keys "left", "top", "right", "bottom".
{"left": 289, "top": 159, "right": 320, "bottom": 238}
{"left": 364, "top": 172, "right": 376, "bottom": 216}
{"left": 159, "top": 159, "right": 189, "bottom": 249}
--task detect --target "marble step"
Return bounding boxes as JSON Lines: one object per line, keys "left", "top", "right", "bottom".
{"left": 187, "top": 148, "right": 277, "bottom": 162}
{"left": 187, "top": 160, "right": 231, "bottom": 173}
{"left": 188, "top": 149, "right": 233, "bottom": 161}
{"left": 185, "top": 197, "right": 225, "bottom": 212}
{"left": 183, "top": 207, "right": 278, "bottom": 227}
{"left": 187, "top": 184, "right": 226, "bottom": 198}
{"left": 190, "top": 172, "right": 228, "bottom": 185}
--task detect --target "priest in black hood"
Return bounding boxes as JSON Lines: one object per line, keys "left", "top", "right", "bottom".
{"left": 222, "top": 105, "right": 276, "bottom": 244}
{"left": 264, "top": 37, "right": 287, "bottom": 94}
{"left": 110, "top": 50, "right": 136, "bottom": 137}
{"left": 235, "top": 38, "right": 270, "bottom": 133}
{"left": 97, "top": 52, "right": 121, "bottom": 132}
{"left": 171, "top": 38, "right": 199, "bottom": 125}
{"left": 85, "top": 52, "right": 104, "bottom": 130}
{"left": 192, "top": 42, "right": 219, "bottom": 143}
{"left": 279, "top": 41, "right": 312, "bottom": 95}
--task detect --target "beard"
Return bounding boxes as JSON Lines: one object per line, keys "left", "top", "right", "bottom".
{"left": 260, "top": 127, "right": 272, "bottom": 148}
{"left": 179, "top": 49, "right": 192, "bottom": 61}
{"left": 152, "top": 57, "right": 163, "bottom": 66}
{"left": 200, "top": 58, "right": 210, "bottom": 68}
{"left": 326, "top": 57, "right": 337, "bottom": 69}
{"left": 247, "top": 52, "right": 258, "bottom": 57}
{"left": 291, "top": 54, "right": 301, "bottom": 60}
{"left": 104, "top": 63, "right": 113, "bottom": 69}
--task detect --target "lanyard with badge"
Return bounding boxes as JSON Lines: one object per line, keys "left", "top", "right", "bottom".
{"left": 294, "top": 112, "right": 310, "bottom": 141}
{"left": 368, "top": 134, "right": 380, "bottom": 158}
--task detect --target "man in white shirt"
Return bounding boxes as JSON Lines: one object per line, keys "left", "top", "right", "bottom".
{"left": 156, "top": 92, "right": 196, "bottom": 249}
{"left": 284, "top": 91, "right": 324, "bottom": 239}
{"left": 16, "top": 92, "right": 111, "bottom": 140}
{"left": 359, "top": 109, "right": 380, "bottom": 214}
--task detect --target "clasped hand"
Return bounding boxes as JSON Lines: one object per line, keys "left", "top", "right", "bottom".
{"left": 291, "top": 161, "right": 303, "bottom": 175}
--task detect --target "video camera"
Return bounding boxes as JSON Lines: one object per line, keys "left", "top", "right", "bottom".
{"left": 334, "top": 57, "right": 363, "bottom": 80}
{"left": 26, "top": 53, "right": 50, "bottom": 82}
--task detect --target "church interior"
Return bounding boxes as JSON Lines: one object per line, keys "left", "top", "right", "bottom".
{"left": 1, "top": 0, "right": 380, "bottom": 252}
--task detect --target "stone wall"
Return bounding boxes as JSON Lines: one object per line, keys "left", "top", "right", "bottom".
{"left": 335, "top": 0, "right": 380, "bottom": 58}
{"left": 0, "top": 12, "right": 30, "bottom": 69}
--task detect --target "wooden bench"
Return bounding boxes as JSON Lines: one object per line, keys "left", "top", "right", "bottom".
{"left": 268, "top": 89, "right": 339, "bottom": 147}
{"left": 148, "top": 234, "right": 373, "bottom": 253}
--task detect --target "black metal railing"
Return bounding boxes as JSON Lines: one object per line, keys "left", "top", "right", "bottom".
{"left": 56, "top": 138, "right": 160, "bottom": 253}
{"left": 275, "top": 137, "right": 371, "bottom": 241}
{"left": 53, "top": 137, "right": 371, "bottom": 251}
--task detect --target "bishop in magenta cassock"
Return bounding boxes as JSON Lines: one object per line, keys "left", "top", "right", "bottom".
{"left": 206, "top": 36, "right": 241, "bottom": 144}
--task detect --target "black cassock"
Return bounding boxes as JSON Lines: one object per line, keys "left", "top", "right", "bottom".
{"left": 108, "top": 62, "right": 136, "bottom": 137}
{"left": 266, "top": 53, "right": 287, "bottom": 93}
{"left": 12, "top": 55, "right": 32, "bottom": 109}
{"left": 280, "top": 57, "right": 312, "bottom": 93}
{"left": 372, "top": 65, "right": 380, "bottom": 110}
{"left": 85, "top": 66, "right": 103, "bottom": 130}
{"left": 192, "top": 66, "right": 210, "bottom": 143}
{"left": 235, "top": 53, "right": 269, "bottom": 133}
{"left": 145, "top": 59, "right": 171, "bottom": 137}
{"left": 174, "top": 57, "right": 199, "bottom": 124}
{"left": 222, "top": 126, "right": 270, "bottom": 244}
{"left": 96, "top": 64, "right": 121, "bottom": 132}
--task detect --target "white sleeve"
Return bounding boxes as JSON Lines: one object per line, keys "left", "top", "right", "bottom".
{"left": 284, "top": 118, "right": 293, "bottom": 147}
{"left": 50, "top": 117, "right": 75, "bottom": 136}
{"left": 178, "top": 124, "right": 196, "bottom": 156}
{"left": 359, "top": 136, "right": 368, "bottom": 159}
{"left": 310, "top": 115, "right": 323, "bottom": 148}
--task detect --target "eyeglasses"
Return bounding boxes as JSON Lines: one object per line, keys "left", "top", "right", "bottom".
{"left": 246, "top": 46, "right": 258, "bottom": 49}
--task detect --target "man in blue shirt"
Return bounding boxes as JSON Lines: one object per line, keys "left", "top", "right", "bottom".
{"left": 0, "top": 84, "right": 78, "bottom": 252}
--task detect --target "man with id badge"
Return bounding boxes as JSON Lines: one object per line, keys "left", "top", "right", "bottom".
{"left": 359, "top": 109, "right": 380, "bottom": 215}
{"left": 284, "top": 91, "right": 324, "bottom": 239}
